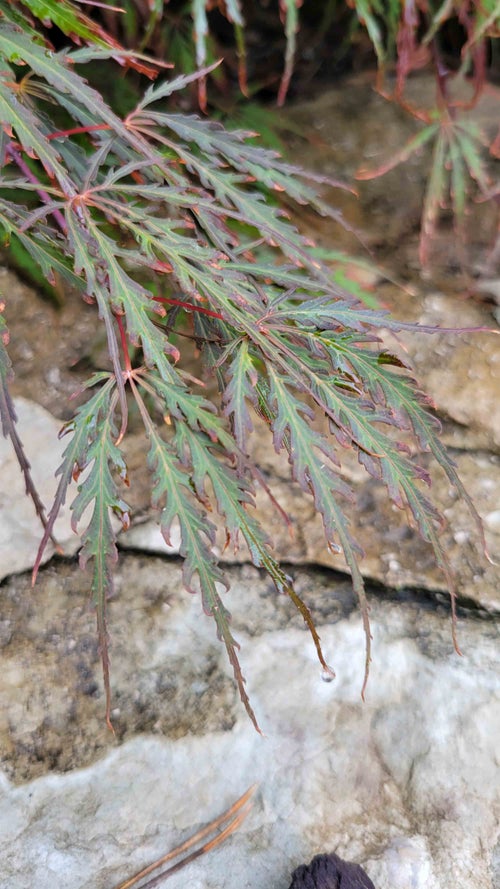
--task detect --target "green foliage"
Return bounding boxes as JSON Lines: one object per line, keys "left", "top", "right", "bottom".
{"left": 357, "top": 110, "right": 494, "bottom": 265}
{"left": 355, "top": 2, "right": 500, "bottom": 264}
{"left": 0, "top": 0, "right": 490, "bottom": 729}
{"left": 138, "top": 1, "right": 500, "bottom": 264}
{"left": 348, "top": 0, "right": 401, "bottom": 65}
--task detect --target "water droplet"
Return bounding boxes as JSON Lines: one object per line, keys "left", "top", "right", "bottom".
{"left": 321, "top": 668, "right": 335, "bottom": 683}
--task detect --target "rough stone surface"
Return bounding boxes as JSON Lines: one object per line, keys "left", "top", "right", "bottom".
{"left": 286, "top": 72, "right": 500, "bottom": 271}
{"left": 121, "top": 426, "right": 500, "bottom": 612}
{"left": 0, "top": 561, "right": 498, "bottom": 889}
{"left": 0, "top": 397, "right": 81, "bottom": 579}
{"left": 0, "top": 265, "right": 104, "bottom": 421}
{"left": 0, "top": 555, "right": 238, "bottom": 782}
{"left": 3, "top": 394, "right": 500, "bottom": 610}
{"left": 379, "top": 289, "right": 500, "bottom": 452}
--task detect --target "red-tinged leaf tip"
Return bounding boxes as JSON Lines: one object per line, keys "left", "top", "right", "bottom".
{"left": 151, "top": 260, "right": 173, "bottom": 273}
{"left": 484, "top": 546, "right": 499, "bottom": 567}
{"left": 238, "top": 68, "right": 249, "bottom": 99}
{"left": 327, "top": 540, "right": 342, "bottom": 555}
{"left": 114, "top": 428, "right": 125, "bottom": 448}
{"left": 355, "top": 167, "right": 375, "bottom": 181}
{"left": 198, "top": 77, "right": 207, "bottom": 114}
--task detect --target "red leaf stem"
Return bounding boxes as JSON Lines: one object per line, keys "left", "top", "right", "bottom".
{"left": 152, "top": 295, "right": 224, "bottom": 319}
{"left": 115, "top": 313, "right": 132, "bottom": 377}
{"left": 46, "top": 123, "right": 113, "bottom": 141}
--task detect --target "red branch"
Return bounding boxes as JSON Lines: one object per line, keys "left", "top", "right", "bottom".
{"left": 46, "top": 124, "right": 113, "bottom": 141}
{"left": 115, "top": 313, "right": 132, "bottom": 376}
{"left": 152, "top": 295, "right": 224, "bottom": 320}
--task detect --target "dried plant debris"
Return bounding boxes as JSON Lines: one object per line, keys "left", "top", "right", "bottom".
{"left": 112, "top": 785, "right": 256, "bottom": 889}
{"left": 288, "top": 852, "right": 375, "bottom": 889}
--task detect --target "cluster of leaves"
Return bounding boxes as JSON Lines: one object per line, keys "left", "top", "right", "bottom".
{"left": 354, "top": 0, "right": 500, "bottom": 264}
{"left": 77, "top": 0, "right": 303, "bottom": 110}
{"left": 111, "top": 0, "right": 499, "bottom": 265}
{"left": 0, "top": 0, "right": 488, "bottom": 730}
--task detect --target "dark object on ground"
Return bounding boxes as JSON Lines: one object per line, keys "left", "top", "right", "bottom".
{"left": 288, "top": 852, "right": 376, "bottom": 889}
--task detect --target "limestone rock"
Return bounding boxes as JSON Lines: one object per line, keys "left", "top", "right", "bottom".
{"left": 0, "top": 397, "right": 80, "bottom": 580}
{"left": 0, "top": 555, "right": 497, "bottom": 889}
{"left": 121, "top": 435, "right": 500, "bottom": 613}
{"left": 379, "top": 289, "right": 500, "bottom": 452}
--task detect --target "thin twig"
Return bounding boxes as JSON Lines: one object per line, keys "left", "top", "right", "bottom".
{"left": 6, "top": 144, "right": 68, "bottom": 233}
{"left": 0, "top": 357, "right": 60, "bottom": 550}
{"left": 113, "top": 785, "right": 257, "bottom": 889}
